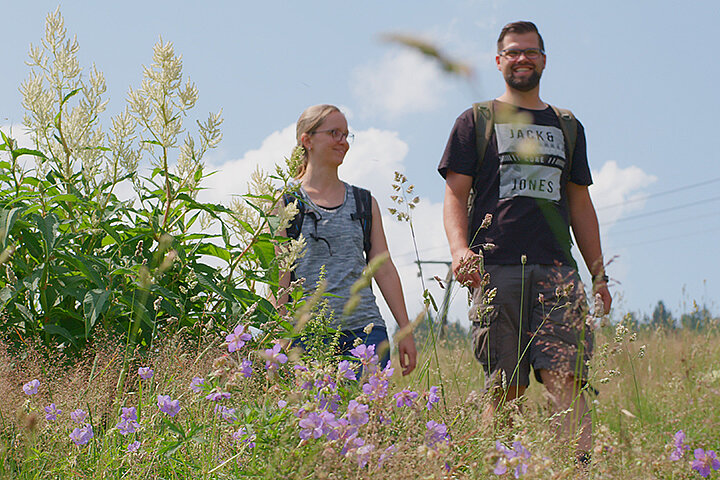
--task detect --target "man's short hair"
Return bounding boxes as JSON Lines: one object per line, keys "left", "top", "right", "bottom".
{"left": 497, "top": 21, "right": 544, "bottom": 52}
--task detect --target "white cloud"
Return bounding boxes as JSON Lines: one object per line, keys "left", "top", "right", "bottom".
{"left": 350, "top": 49, "right": 449, "bottom": 119}
{"left": 590, "top": 160, "right": 657, "bottom": 227}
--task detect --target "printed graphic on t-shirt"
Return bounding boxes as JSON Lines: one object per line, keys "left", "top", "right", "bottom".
{"left": 495, "top": 123, "right": 565, "bottom": 202}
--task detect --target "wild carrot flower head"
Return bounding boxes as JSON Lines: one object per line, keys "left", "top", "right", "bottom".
{"left": 264, "top": 342, "right": 288, "bottom": 372}
{"left": 157, "top": 395, "right": 181, "bottom": 417}
{"left": 691, "top": 449, "right": 720, "bottom": 478}
{"left": 226, "top": 324, "right": 252, "bottom": 352}
{"left": 44, "top": 403, "right": 61, "bottom": 421}
{"left": 69, "top": 424, "right": 94, "bottom": 446}
{"left": 138, "top": 367, "right": 154, "bottom": 380}
{"left": 23, "top": 379, "right": 40, "bottom": 395}
{"left": 190, "top": 376, "right": 205, "bottom": 392}
{"left": 70, "top": 409, "right": 88, "bottom": 424}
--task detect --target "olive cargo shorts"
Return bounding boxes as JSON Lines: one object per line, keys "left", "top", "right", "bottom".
{"left": 470, "top": 264, "right": 593, "bottom": 389}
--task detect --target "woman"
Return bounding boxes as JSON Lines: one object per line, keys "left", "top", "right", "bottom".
{"left": 282, "top": 104, "right": 416, "bottom": 376}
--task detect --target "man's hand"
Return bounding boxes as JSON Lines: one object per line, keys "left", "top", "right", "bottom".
{"left": 593, "top": 282, "right": 612, "bottom": 315}
{"left": 452, "top": 247, "right": 482, "bottom": 289}
{"left": 397, "top": 334, "right": 417, "bottom": 376}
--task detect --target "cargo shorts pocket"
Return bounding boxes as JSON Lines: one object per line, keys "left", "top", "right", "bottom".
{"left": 470, "top": 302, "right": 499, "bottom": 370}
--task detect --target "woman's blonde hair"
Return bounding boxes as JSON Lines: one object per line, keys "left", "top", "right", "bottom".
{"left": 293, "top": 104, "right": 341, "bottom": 179}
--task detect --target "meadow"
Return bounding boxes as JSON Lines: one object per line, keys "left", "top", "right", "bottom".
{"left": 2, "top": 9, "right": 720, "bottom": 479}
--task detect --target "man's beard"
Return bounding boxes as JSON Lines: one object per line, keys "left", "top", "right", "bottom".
{"left": 506, "top": 69, "right": 542, "bottom": 92}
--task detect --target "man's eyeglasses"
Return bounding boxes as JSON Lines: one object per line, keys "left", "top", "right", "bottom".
{"left": 312, "top": 129, "right": 355, "bottom": 144}
{"left": 499, "top": 48, "right": 545, "bottom": 60}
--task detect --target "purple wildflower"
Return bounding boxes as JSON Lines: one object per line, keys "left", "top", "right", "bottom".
{"left": 350, "top": 344, "right": 378, "bottom": 367}
{"left": 116, "top": 417, "right": 140, "bottom": 435}
{"left": 299, "top": 412, "right": 325, "bottom": 440}
{"left": 692, "top": 449, "right": 720, "bottom": 478}
{"left": 362, "top": 375, "right": 389, "bottom": 401}
{"left": 278, "top": 400, "right": 287, "bottom": 408}
{"left": 494, "top": 440, "right": 532, "bottom": 477}
{"left": 121, "top": 407, "right": 137, "bottom": 420}
{"left": 378, "top": 445, "right": 397, "bottom": 468}
{"left": 355, "top": 443, "right": 375, "bottom": 468}
{"left": 669, "top": 430, "right": 690, "bottom": 461}
{"left": 240, "top": 359, "right": 253, "bottom": 378}
{"left": 69, "top": 424, "right": 94, "bottom": 446}
{"left": 138, "top": 367, "right": 154, "bottom": 380}
{"left": 346, "top": 400, "right": 369, "bottom": 426}
{"left": 215, "top": 405, "right": 238, "bottom": 422}
{"left": 206, "top": 390, "right": 231, "bottom": 402}
{"left": 317, "top": 392, "right": 341, "bottom": 413}
{"left": 393, "top": 389, "right": 419, "bottom": 408}
{"left": 70, "top": 409, "right": 88, "bottom": 424}
{"left": 116, "top": 406, "right": 140, "bottom": 434}
{"left": 226, "top": 324, "right": 252, "bottom": 353}
{"left": 425, "top": 420, "right": 449, "bottom": 447}
{"left": 189, "top": 376, "right": 205, "bottom": 392}
{"left": 233, "top": 427, "right": 257, "bottom": 449}
{"left": 338, "top": 360, "right": 357, "bottom": 381}
{"left": 264, "top": 342, "right": 288, "bottom": 372}
{"left": 157, "top": 395, "right": 181, "bottom": 417}
{"left": 22, "top": 379, "right": 40, "bottom": 395}
{"left": 44, "top": 403, "right": 61, "bottom": 421}
{"left": 127, "top": 440, "right": 141, "bottom": 453}
{"left": 427, "top": 385, "right": 441, "bottom": 410}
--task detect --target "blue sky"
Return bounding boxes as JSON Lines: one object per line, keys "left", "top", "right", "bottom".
{"left": 2, "top": 1, "right": 719, "bottom": 326}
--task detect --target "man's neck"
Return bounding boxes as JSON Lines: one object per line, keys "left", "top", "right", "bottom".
{"left": 496, "top": 88, "right": 546, "bottom": 110}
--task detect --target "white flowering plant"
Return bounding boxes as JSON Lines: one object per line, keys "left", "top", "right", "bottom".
{"left": 0, "top": 9, "right": 301, "bottom": 362}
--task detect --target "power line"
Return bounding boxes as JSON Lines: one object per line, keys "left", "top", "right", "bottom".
{"left": 605, "top": 195, "right": 720, "bottom": 224}
{"left": 606, "top": 224, "right": 720, "bottom": 249}
{"left": 608, "top": 211, "right": 720, "bottom": 236}
{"left": 596, "top": 176, "right": 720, "bottom": 210}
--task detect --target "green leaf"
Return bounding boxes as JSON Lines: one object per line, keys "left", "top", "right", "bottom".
{"left": 42, "top": 324, "right": 78, "bottom": 347}
{"left": 83, "top": 289, "right": 111, "bottom": 332}
{"left": 196, "top": 243, "right": 231, "bottom": 262}
{"left": 11, "top": 148, "right": 48, "bottom": 161}
{"left": 60, "top": 87, "right": 82, "bottom": 107}
{"left": 35, "top": 213, "right": 60, "bottom": 255}
{"left": 0, "top": 207, "right": 23, "bottom": 248}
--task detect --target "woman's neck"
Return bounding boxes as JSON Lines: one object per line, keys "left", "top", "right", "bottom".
{"left": 300, "top": 162, "right": 345, "bottom": 205}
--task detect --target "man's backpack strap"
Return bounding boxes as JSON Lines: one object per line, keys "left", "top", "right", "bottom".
{"left": 549, "top": 105, "right": 577, "bottom": 173}
{"left": 467, "top": 100, "right": 495, "bottom": 242}
{"left": 282, "top": 192, "right": 306, "bottom": 240}
{"left": 471, "top": 100, "right": 495, "bottom": 183}
{"left": 350, "top": 185, "right": 373, "bottom": 262}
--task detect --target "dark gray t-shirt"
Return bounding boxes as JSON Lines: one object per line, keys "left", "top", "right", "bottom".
{"left": 293, "top": 183, "right": 385, "bottom": 332}
{"left": 438, "top": 103, "right": 593, "bottom": 266}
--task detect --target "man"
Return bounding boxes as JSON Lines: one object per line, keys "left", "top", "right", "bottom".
{"left": 438, "top": 21, "right": 611, "bottom": 460}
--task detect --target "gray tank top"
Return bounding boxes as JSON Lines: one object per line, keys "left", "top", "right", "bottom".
{"left": 293, "top": 182, "right": 385, "bottom": 332}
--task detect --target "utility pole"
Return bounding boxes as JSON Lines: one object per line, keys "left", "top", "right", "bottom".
{"left": 414, "top": 260, "right": 455, "bottom": 338}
